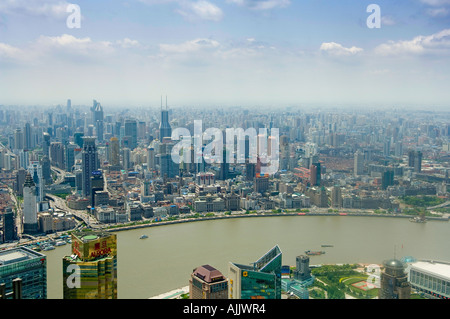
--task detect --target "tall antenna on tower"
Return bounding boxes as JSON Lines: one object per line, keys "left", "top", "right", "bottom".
{"left": 160, "top": 96, "right": 162, "bottom": 111}
{"left": 166, "top": 95, "right": 168, "bottom": 110}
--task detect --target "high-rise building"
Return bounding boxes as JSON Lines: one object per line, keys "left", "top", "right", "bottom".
{"left": 74, "top": 132, "right": 84, "bottom": 148}
{"left": 1, "top": 207, "right": 16, "bottom": 242}
{"left": 378, "top": 259, "right": 411, "bottom": 299}
{"left": 0, "top": 247, "right": 47, "bottom": 299}
{"left": 62, "top": 231, "right": 117, "bottom": 299}
{"left": 14, "top": 168, "right": 27, "bottom": 197}
{"left": 109, "top": 137, "right": 120, "bottom": 167}
{"left": 159, "top": 98, "right": 172, "bottom": 141}
{"left": 254, "top": 175, "right": 269, "bottom": 194}
{"left": 189, "top": 265, "right": 228, "bottom": 299}
{"left": 81, "top": 137, "right": 98, "bottom": 198}
{"left": 331, "top": 185, "right": 342, "bottom": 208}
{"left": 93, "top": 102, "right": 104, "bottom": 143}
{"left": 40, "top": 156, "right": 52, "bottom": 184}
{"left": 408, "top": 150, "right": 422, "bottom": 173}
{"left": 24, "top": 122, "right": 32, "bottom": 150}
{"left": 147, "top": 147, "right": 155, "bottom": 172}
{"left": 354, "top": 151, "right": 364, "bottom": 176}
{"left": 22, "top": 172, "right": 38, "bottom": 234}
{"left": 228, "top": 245, "right": 282, "bottom": 299}
{"left": 219, "top": 147, "right": 229, "bottom": 181}
{"left": 27, "top": 161, "right": 44, "bottom": 203}
{"left": 42, "top": 132, "right": 51, "bottom": 158}
{"left": 50, "top": 142, "right": 65, "bottom": 169}
{"left": 122, "top": 147, "right": 131, "bottom": 170}
{"left": 382, "top": 170, "right": 394, "bottom": 190}
{"left": 293, "top": 255, "right": 311, "bottom": 282}
{"left": 310, "top": 162, "right": 321, "bottom": 186}
{"left": 124, "top": 119, "right": 137, "bottom": 150}
{"left": 245, "top": 163, "right": 256, "bottom": 181}
{"left": 65, "top": 143, "right": 78, "bottom": 172}
{"left": 14, "top": 129, "right": 24, "bottom": 151}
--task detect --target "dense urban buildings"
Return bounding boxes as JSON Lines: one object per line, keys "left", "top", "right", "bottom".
{"left": 0, "top": 101, "right": 448, "bottom": 301}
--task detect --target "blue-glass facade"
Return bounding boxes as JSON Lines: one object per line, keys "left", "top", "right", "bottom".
{"left": 0, "top": 247, "right": 47, "bottom": 299}
{"left": 229, "top": 245, "right": 282, "bottom": 299}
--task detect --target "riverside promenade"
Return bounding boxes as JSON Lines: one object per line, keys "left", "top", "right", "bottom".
{"left": 100, "top": 210, "right": 449, "bottom": 233}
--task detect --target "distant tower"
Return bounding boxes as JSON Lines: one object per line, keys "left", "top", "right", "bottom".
{"left": 109, "top": 137, "right": 120, "bottom": 167}
{"left": 81, "top": 137, "right": 98, "bottom": 198}
{"left": 159, "top": 96, "right": 172, "bottom": 140}
{"left": 408, "top": 150, "right": 422, "bottom": 173}
{"left": 354, "top": 151, "right": 364, "bottom": 176}
{"left": 23, "top": 172, "right": 38, "bottom": 234}
{"left": 93, "top": 101, "right": 104, "bottom": 143}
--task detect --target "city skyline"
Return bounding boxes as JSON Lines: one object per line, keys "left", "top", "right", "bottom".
{"left": 0, "top": 0, "right": 450, "bottom": 108}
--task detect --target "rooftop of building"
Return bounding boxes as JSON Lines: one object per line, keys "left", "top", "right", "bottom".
{"left": 411, "top": 260, "right": 450, "bottom": 281}
{"left": 72, "top": 231, "right": 115, "bottom": 243}
{"left": 0, "top": 246, "right": 45, "bottom": 266}
{"left": 193, "top": 265, "right": 226, "bottom": 283}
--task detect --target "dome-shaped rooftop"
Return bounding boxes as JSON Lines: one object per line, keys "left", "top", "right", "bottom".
{"left": 383, "top": 259, "right": 404, "bottom": 269}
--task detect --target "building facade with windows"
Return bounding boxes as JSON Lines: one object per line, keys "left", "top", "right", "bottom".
{"left": 0, "top": 247, "right": 47, "bottom": 299}
{"left": 408, "top": 260, "right": 450, "bottom": 300}
{"left": 228, "top": 245, "right": 282, "bottom": 299}
{"left": 62, "top": 231, "right": 117, "bottom": 299}
{"left": 189, "top": 265, "right": 228, "bottom": 299}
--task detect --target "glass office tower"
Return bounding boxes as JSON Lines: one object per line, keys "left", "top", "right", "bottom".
{"left": 228, "top": 245, "right": 282, "bottom": 299}
{"left": 0, "top": 247, "right": 47, "bottom": 299}
{"left": 62, "top": 231, "right": 117, "bottom": 299}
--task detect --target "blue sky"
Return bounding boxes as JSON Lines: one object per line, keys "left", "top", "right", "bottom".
{"left": 1, "top": 0, "right": 450, "bottom": 109}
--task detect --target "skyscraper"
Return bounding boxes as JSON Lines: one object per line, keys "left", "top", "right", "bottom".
{"left": 22, "top": 172, "right": 38, "bottom": 234}
{"left": 354, "top": 151, "right": 364, "bottom": 176}
{"left": 81, "top": 137, "right": 98, "bottom": 198}
{"left": 159, "top": 97, "right": 172, "bottom": 140}
{"left": 293, "top": 255, "right": 312, "bottom": 282}
{"left": 24, "top": 122, "right": 32, "bottom": 150}
{"left": 189, "top": 265, "right": 228, "bottom": 299}
{"left": 0, "top": 247, "right": 47, "bottom": 299}
{"left": 93, "top": 101, "right": 104, "bottom": 143}
{"left": 228, "top": 245, "right": 282, "bottom": 299}
{"left": 1, "top": 207, "right": 16, "bottom": 242}
{"left": 62, "top": 232, "right": 117, "bottom": 299}
{"left": 408, "top": 150, "right": 422, "bottom": 173}
{"left": 378, "top": 259, "right": 411, "bottom": 299}
{"left": 124, "top": 119, "right": 137, "bottom": 150}
{"left": 28, "top": 161, "right": 44, "bottom": 203}
{"left": 109, "top": 137, "right": 120, "bottom": 167}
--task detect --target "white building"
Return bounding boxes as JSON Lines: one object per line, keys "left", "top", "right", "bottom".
{"left": 408, "top": 260, "right": 450, "bottom": 299}
{"left": 23, "top": 172, "right": 38, "bottom": 234}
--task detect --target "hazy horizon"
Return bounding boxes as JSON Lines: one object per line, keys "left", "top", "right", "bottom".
{"left": 1, "top": 0, "right": 450, "bottom": 109}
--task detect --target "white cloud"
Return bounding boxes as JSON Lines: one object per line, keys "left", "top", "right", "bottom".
{"left": 159, "top": 38, "right": 220, "bottom": 54}
{"left": 177, "top": 1, "right": 223, "bottom": 21}
{"left": 419, "top": 0, "right": 450, "bottom": 17}
{"left": 227, "top": 0, "right": 290, "bottom": 10}
{"left": 0, "top": 0, "right": 71, "bottom": 19}
{"left": 320, "top": 42, "right": 363, "bottom": 57}
{"left": 139, "top": 0, "right": 223, "bottom": 21}
{"left": 374, "top": 29, "right": 450, "bottom": 56}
